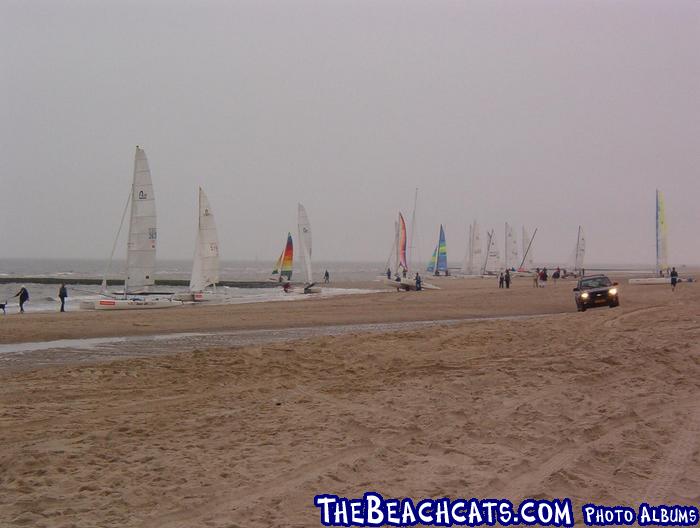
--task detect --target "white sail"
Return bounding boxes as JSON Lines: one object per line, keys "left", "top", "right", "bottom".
{"left": 472, "top": 221, "right": 482, "bottom": 274}
{"left": 656, "top": 189, "right": 668, "bottom": 273}
{"left": 125, "top": 146, "right": 157, "bottom": 293}
{"left": 464, "top": 220, "right": 483, "bottom": 275}
{"left": 505, "top": 222, "right": 518, "bottom": 270}
{"left": 189, "top": 187, "right": 220, "bottom": 292}
{"left": 298, "top": 203, "right": 313, "bottom": 285}
{"left": 522, "top": 226, "right": 534, "bottom": 269}
{"left": 574, "top": 226, "right": 586, "bottom": 273}
{"left": 483, "top": 229, "right": 502, "bottom": 274}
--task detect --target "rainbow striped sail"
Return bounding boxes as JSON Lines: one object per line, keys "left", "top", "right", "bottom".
{"left": 272, "top": 233, "right": 293, "bottom": 280}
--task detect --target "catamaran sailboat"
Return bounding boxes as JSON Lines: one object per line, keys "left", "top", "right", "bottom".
{"left": 174, "top": 187, "right": 221, "bottom": 302}
{"left": 382, "top": 212, "right": 436, "bottom": 290}
{"left": 427, "top": 225, "right": 448, "bottom": 276}
{"left": 270, "top": 233, "right": 293, "bottom": 283}
{"left": 571, "top": 225, "right": 586, "bottom": 277}
{"left": 89, "top": 147, "right": 182, "bottom": 310}
{"left": 482, "top": 229, "right": 502, "bottom": 275}
{"left": 298, "top": 203, "right": 319, "bottom": 294}
{"left": 629, "top": 191, "right": 691, "bottom": 284}
{"left": 504, "top": 222, "right": 518, "bottom": 271}
{"left": 516, "top": 226, "right": 537, "bottom": 273}
{"left": 462, "top": 220, "right": 483, "bottom": 276}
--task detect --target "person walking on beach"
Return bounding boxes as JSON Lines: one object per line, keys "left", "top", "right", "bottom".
{"left": 14, "top": 286, "right": 29, "bottom": 313}
{"left": 323, "top": 270, "right": 330, "bottom": 284}
{"left": 552, "top": 267, "right": 560, "bottom": 286}
{"left": 386, "top": 268, "right": 391, "bottom": 279}
{"left": 504, "top": 269, "right": 511, "bottom": 289}
{"left": 59, "top": 283, "right": 68, "bottom": 312}
{"left": 498, "top": 272, "right": 505, "bottom": 288}
{"left": 670, "top": 267, "right": 679, "bottom": 291}
{"left": 533, "top": 268, "right": 540, "bottom": 288}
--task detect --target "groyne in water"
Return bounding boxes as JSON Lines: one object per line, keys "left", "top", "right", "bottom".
{"left": 0, "top": 277, "right": 280, "bottom": 288}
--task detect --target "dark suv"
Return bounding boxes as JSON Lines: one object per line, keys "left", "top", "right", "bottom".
{"left": 573, "top": 275, "right": 620, "bottom": 311}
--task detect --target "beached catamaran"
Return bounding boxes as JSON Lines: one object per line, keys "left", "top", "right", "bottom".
{"left": 271, "top": 233, "right": 293, "bottom": 282}
{"left": 482, "top": 229, "right": 502, "bottom": 275}
{"left": 572, "top": 225, "right": 586, "bottom": 276}
{"left": 504, "top": 222, "right": 518, "bottom": 271}
{"left": 629, "top": 190, "right": 691, "bottom": 284}
{"left": 383, "top": 212, "right": 437, "bottom": 290}
{"left": 174, "top": 187, "right": 221, "bottom": 302}
{"left": 91, "top": 147, "right": 181, "bottom": 310}
{"left": 298, "top": 203, "right": 319, "bottom": 294}
{"left": 518, "top": 226, "right": 537, "bottom": 272}
{"left": 463, "top": 220, "right": 483, "bottom": 275}
{"left": 427, "top": 225, "right": 448, "bottom": 275}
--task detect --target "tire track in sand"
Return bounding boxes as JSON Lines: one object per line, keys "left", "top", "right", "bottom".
{"left": 643, "top": 398, "right": 700, "bottom": 503}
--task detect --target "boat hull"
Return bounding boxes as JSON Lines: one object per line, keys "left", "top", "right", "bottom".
{"left": 382, "top": 278, "right": 439, "bottom": 291}
{"left": 628, "top": 277, "right": 693, "bottom": 285}
{"left": 93, "top": 298, "right": 183, "bottom": 310}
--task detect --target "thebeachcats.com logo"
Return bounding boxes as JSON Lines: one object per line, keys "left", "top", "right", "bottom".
{"left": 313, "top": 493, "right": 700, "bottom": 527}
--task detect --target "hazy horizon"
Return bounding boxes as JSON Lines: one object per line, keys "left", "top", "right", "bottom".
{"left": 2, "top": 1, "right": 698, "bottom": 267}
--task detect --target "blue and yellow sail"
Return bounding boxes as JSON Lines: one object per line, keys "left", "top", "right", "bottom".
{"left": 427, "top": 225, "right": 447, "bottom": 273}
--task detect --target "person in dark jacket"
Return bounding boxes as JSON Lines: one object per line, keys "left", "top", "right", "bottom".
{"left": 670, "top": 267, "right": 679, "bottom": 291}
{"left": 59, "top": 283, "right": 68, "bottom": 312}
{"left": 504, "top": 269, "right": 511, "bottom": 289}
{"left": 415, "top": 272, "right": 422, "bottom": 291}
{"left": 498, "top": 272, "right": 505, "bottom": 288}
{"left": 14, "top": 286, "right": 29, "bottom": 313}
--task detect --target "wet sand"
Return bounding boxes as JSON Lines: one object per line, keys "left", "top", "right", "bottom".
{"left": 1, "top": 276, "right": 698, "bottom": 527}
{"left": 1, "top": 277, "right": 603, "bottom": 344}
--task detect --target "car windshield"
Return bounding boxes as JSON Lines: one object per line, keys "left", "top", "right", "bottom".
{"left": 580, "top": 277, "right": 612, "bottom": 289}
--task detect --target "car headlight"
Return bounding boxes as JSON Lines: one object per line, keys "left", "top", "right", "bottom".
{"left": 581, "top": 292, "right": 589, "bottom": 299}
{"left": 609, "top": 288, "right": 618, "bottom": 296}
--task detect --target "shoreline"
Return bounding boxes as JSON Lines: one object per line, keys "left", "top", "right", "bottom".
{"left": 0, "top": 277, "right": 575, "bottom": 345}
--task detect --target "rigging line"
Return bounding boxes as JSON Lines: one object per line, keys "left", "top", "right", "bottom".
{"left": 101, "top": 190, "right": 132, "bottom": 291}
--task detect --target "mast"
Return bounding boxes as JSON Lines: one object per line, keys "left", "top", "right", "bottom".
{"left": 482, "top": 230, "right": 492, "bottom": 275}
{"left": 575, "top": 226, "right": 582, "bottom": 274}
{"left": 504, "top": 222, "right": 508, "bottom": 270}
{"left": 408, "top": 187, "right": 418, "bottom": 271}
{"left": 655, "top": 190, "right": 659, "bottom": 274}
{"left": 518, "top": 227, "right": 537, "bottom": 271}
{"left": 466, "top": 223, "right": 473, "bottom": 274}
{"left": 394, "top": 219, "right": 400, "bottom": 275}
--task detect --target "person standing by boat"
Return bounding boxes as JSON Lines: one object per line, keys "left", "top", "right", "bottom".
{"left": 324, "top": 270, "right": 330, "bottom": 284}
{"left": 670, "top": 267, "right": 679, "bottom": 291}
{"left": 533, "top": 268, "right": 540, "bottom": 288}
{"left": 58, "top": 283, "right": 68, "bottom": 312}
{"left": 14, "top": 286, "right": 29, "bottom": 313}
{"left": 504, "top": 269, "right": 511, "bottom": 289}
{"left": 386, "top": 268, "right": 391, "bottom": 280}
{"left": 415, "top": 272, "right": 422, "bottom": 291}
{"left": 498, "top": 272, "right": 504, "bottom": 288}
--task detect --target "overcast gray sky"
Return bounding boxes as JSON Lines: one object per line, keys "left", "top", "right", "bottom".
{"left": 1, "top": 0, "right": 698, "bottom": 266}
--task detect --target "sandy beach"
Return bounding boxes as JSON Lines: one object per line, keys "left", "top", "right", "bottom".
{"left": 1, "top": 276, "right": 699, "bottom": 527}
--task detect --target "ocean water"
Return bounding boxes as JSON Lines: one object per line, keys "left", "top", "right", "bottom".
{"left": 0, "top": 258, "right": 387, "bottom": 314}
